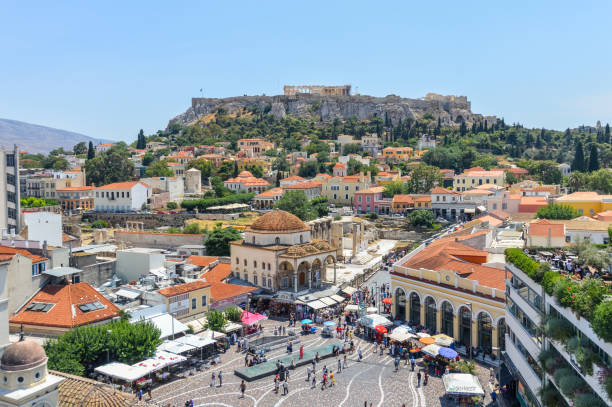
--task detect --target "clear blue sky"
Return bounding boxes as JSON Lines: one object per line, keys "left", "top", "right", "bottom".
{"left": 1, "top": 1, "right": 611, "bottom": 142}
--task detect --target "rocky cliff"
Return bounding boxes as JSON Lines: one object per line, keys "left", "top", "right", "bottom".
{"left": 169, "top": 93, "right": 497, "bottom": 127}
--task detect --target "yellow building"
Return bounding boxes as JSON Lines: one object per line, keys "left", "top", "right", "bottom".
{"left": 157, "top": 281, "right": 211, "bottom": 321}
{"left": 553, "top": 191, "right": 612, "bottom": 217}
{"left": 382, "top": 147, "right": 414, "bottom": 162}
{"left": 374, "top": 170, "right": 402, "bottom": 185}
{"left": 236, "top": 158, "right": 271, "bottom": 174}
{"left": 391, "top": 235, "right": 506, "bottom": 354}
{"left": 318, "top": 172, "right": 370, "bottom": 206}
{"left": 453, "top": 168, "right": 505, "bottom": 192}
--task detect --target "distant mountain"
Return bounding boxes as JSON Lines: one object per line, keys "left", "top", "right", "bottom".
{"left": 0, "top": 118, "right": 113, "bottom": 154}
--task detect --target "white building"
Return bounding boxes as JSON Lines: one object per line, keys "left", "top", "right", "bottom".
{"left": 0, "top": 146, "right": 20, "bottom": 233}
{"left": 0, "top": 257, "right": 9, "bottom": 350}
{"left": 140, "top": 176, "right": 184, "bottom": 202}
{"left": 557, "top": 163, "right": 571, "bottom": 177}
{"left": 95, "top": 142, "right": 114, "bottom": 153}
{"left": 94, "top": 181, "right": 151, "bottom": 212}
{"left": 116, "top": 247, "right": 166, "bottom": 282}
{"left": 360, "top": 135, "right": 381, "bottom": 156}
{"left": 22, "top": 211, "right": 62, "bottom": 247}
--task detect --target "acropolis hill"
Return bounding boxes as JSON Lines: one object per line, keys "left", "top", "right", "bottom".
{"left": 170, "top": 86, "right": 498, "bottom": 127}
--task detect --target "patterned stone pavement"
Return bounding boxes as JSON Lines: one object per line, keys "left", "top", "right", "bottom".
{"left": 150, "top": 322, "right": 495, "bottom": 407}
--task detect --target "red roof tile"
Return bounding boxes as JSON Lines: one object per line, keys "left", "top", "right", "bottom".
{"left": 10, "top": 283, "right": 120, "bottom": 328}
{"left": 158, "top": 281, "right": 210, "bottom": 297}
{"left": 0, "top": 246, "right": 47, "bottom": 263}
{"left": 96, "top": 181, "right": 150, "bottom": 190}
{"left": 209, "top": 281, "right": 256, "bottom": 302}
{"left": 200, "top": 263, "right": 231, "bottom": 283}
{"left": 187, "top": 256, "right": 219, "bottom": 268}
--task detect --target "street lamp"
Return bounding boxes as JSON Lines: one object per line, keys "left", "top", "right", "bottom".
{"left": 106, "top": 329, "right": 112, "bottom": 363}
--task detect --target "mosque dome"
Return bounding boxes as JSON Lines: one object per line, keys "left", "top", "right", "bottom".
{"left": 1, "top": 340, "right": 47, "bottom": 371}
{"left": 249, "top": 210, "right": 309, "bottom": 232}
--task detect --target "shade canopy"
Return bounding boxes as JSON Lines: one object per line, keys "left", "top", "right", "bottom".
{"left": 323, "top": 321, "right": 337, "bottom": 327}
{"left": 375, "top": 325, "right": 388, "bottom": 334}
{"left": 419, "top": 336, "right": 436, "bottom": 345}
{"left": 366, "top": 307, "right": 378, "bottom": 314}
{"left": 174, "top": 334, "right": 216, "bottom": 349}
{"left": 359, "top": 314, "right": 392, "bottom": 329}
{"left": 307, "top": 300, "right": 327, "bottom": 310}
{"left": 389, "top": 327, "right": 415, "bottom": 342}
{"left": 344, "top": 304, "right": 359, "bottom": 312}
{"left": 416, "top": 332, "right": 431, "bottom": 339}
{"left": 443, "top": 373, "right": 485, "bottom": 396}
{"left": 242, "top": 311, "right": 267, "bottom": 325}
{"left": 433, "top": 334, "right": 454, "bottom": 347}
{"left": 381, "top": 297, "right": 392, "bottom": 304}
{"left": 301, "top": 319, "right": 313, "bottom": 324}
{"left": 157, "top": 340, "right": 196, "bottom": 355}
{"left": 421, "top": 344, "right": 441, "bottom": 357}
{"left": 438, "top": 347, "right": 458, "bottom": 359}
{"left": 95, "top": 362, "right": 150, "bottom": 382}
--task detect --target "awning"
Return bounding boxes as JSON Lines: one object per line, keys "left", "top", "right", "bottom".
{"left": 477, "top": 205, "right": 487, "bottom": 212}
{"left": 342, "top": 286, "right": 357, "bottom": 295}
{"left": 366, "top": 307, "right": 378, "bottom": 314}
{"left": 307, "top": 300, "right": 327, "bottom": 310}
{"left": 319, "top": 297, "right": 337, "bottom": 306}
{"left": 115, "top": 289, "right": 141, "bottom": 300}
{"left": 157, "top": 340, "right": 196, "bottom": 355}
{"left": 330, "top": 294, "right": 346, "bottom": 303}
{"left": 464, "top": 208, "right": 476, "bottom": 214}
{"left": 174, "top": 334, "right": 216, "bottom": 349}
{"left": 43, "top": 267, "right": 82, "bottom": 278}
{"left": 432, "top": 334, "right": 454, "bottom": 347}
{"left": 389, "top": 327, "right": 416, "bottom": 342}
{"left": 359, "top": 314, "right": 392, "bottom": 329}
{"left": 154, "top": 350, "right": 187, "bottom": 366}
{"left": 344, "top": 304, "right": 359, "bottom": 312}
{"left": 421, "top": 344, "right": 441, "bottom": 356}
{"left": 95, "top": 362, "right": 151, "bottom": 382}
{"left": 198, "top": 329, "right": 226, "bottom": 340}
{"left": 443, "top": 373, "right": 485, "bottom": 396}
{"left": 223, "top": 322, "right": 243, "bottom": 333}
{"left": 140, "top": 313, "right": 189, "bottom": 339}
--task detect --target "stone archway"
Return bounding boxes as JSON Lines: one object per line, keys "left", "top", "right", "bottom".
{"left": 297, "top": 261, "right": 310, "bottom": 291}
{"left": 325, "top": 255, "right": 336, "bottom": 283}
{"left": 279, "top": 261, "right": 294, "bottom": 290}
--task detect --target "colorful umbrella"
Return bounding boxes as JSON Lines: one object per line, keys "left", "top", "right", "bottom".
{"left": 382, "top": 297, "right": 392, "bottom": 304}
{"left": 324, "top": 321, "right": 337, "bottom": 327}
{"left": 419, "top": 336, "right": 435, "bottom": 345}
{"left": 410, "top": 348, "right": 421, "bottom": 353}
{"left": 301, "top": 319, "right": 313, "bottom": 324}
{"left": 375, "top": 325, "right": 388, "bottom": 334}
{"left": 438, "top": 347, "right": 458, "bottom": 359}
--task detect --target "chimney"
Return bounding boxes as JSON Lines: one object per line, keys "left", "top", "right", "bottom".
{"left": 43, "top": 240, "right": 48, "bottom": 258}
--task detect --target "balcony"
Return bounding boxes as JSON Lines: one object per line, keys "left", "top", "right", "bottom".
{"left": 505, "top": 309, "right": 542, "bottom": 358}
{"left": 507, "top": 282, "right": 542, "bottom": 326}
{"left": 506, "top": 262, "right": 542, "bottom": 294}
{"left": 505, "top": 334, "right": 542, "bottom": 398}
{"left": 547, "top": 338, "right": 612, "bottom": 405}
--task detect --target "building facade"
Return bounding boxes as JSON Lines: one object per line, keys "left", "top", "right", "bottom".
{"left": 55, "top": 186, "right": 94, "bottom": 213}
{"left": 158, "top": 280, "right": 211, "bottom": 321}
{"left": 94, "top": 181, "right": 151, "bottom": 212}
{"left": 454, "top": 168, "right": 505, "bottom": 192}
{"left": 0, "top": 146, "right": 20, "bottom": 233}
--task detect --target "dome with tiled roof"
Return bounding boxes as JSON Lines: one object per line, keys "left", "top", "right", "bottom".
{"left": 238, "top": 170, "right": 254, "bottom": 177}
{"left": 1, "top": 340, "right": 47, "bottom": 371}
{"left": 249, "top": 210, "right": 308, "bottom": 232}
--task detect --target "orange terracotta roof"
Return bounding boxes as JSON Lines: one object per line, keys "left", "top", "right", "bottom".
{"left": 167, "top": 162, "right": 181, "bottom": 166}
{"left": 98, "top": 143, "right": 114, "bottom": 147}
{"left": 341, "top": 175, "right": 361, "bottom": 183}
{"left": 463, "top": 189, "right": 494, "bottom": 195}
{"left": 10, "top": 283, "right": 120, "bottom": 328}
{"left": 168, "top": 151, "right": 193, "bottom": 159}
{"left": 528, "top": 219, "right": 565, "bottom": 237}
{"left": 333, "top": 163, "right": 346, "bottom": 169}
{"left": 200, "top": 263, "right": 231, "bottom": 283}
{"left": 555, "top": 192, "right": 604, "bottom": 202}
{"left": 315, "top": 173, "right": 332, "bottom": 179}
{"left": 357, "top": 186, "right": 384, "bottom": 194}
{"left": 282, "top": 176, "right": 305, "bottom": 182}
{"left": 62, "top": 233, "right": 78, "bottom": 243}
{"left": 460, "top": 170, "right": 504, "bottom": 177}
{"left": 96, "top": 181, "right": 150, "bottom": 190}
{"left": 477, "top": 215, "right": 503, "bottom": 227}
{"left": 414, "top": 196, "right": 431, "bottom": 202}
{"left": 225, "top": 172, "right": 269, "bottom": 187}
{"left": 431, "top": 187, "right": 461, "bottom": 195}
{"left": 187, "top": 256, "right": 218, "bottom": 268}
{"left": 392, "top": 195, "right": 414, "bottom": 204}
{"left": 283, "top": 181, "right": 322, "bottom": 190}
{"left": 595, "top": 210, "right": 612, "bottom": 221}
{"left": 209, "top": 281, "right": 256, "bottom": 302}
{"left": 158, "top": 280, "right": 210, "bottom": 297}
{"left": 56, "top": 186, "right": 94, "bottom": 191}
{"left": 0, "top": 255, "right": 13, "bottom": 262}
{"left": 255, "top": 188, "right": 284, "bottom": 198}
{"left": 0, "top": 246, "right": 47, "bottom": 263}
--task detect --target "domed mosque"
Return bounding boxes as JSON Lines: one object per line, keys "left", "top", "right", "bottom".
{"left": 0, "top": 340, "right": 63, "bottom": 407}
{"left": 230, "top": 210, "right": 338, "bottom": 295}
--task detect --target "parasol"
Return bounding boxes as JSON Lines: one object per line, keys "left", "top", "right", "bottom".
{"left": 375, "top": 325, "right": 388, "bottom": 334}
{"left": 382, "top": 297, "right": 392, "bottom": 304}
{"left": 438, "top": 347, "right": 458, "bottom": 359}
{"left": 301, "top": 319, "right": 313, "bottom": 324}
{"left": 419, "top": 336, "right": 435, "bottom": 345}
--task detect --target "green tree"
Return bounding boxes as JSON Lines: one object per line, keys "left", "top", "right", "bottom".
{"left": 87, "top": 141, "right": 95, "bottom": 159}
{"left": 244, "top": 165, "right": 263, "bottom": 178}
{"left": 274, "top": 190, "right": 312, "bottom": 220}
{"left": 408, "top": 209, "right": 435, "bottom": 228}
{"left": 405, "top": 163, "right": 443, "bottom": 194}
{"left": 383, "top": 180, "right": 405, "bottom": 198}
{"left": 588, "top": 144, "right": 600, "bottom": 172}
{"left": 224, "top": 306, "right": 243, "bottom": 323}
{"left": 136, "top": 129, "right": 146, "bottom": 149}
{"left": 505, "top": 171, "right": 519, "bottom": 185}
{"left": 183, "top": 222, "right": 201, "bottom": 234}
{"left": 310, "top": 196, "right": 330, "bottom": 218}
{"left": 298, "top": 161, "right": 319, "bottom": 178}
{"left": 207, "top": 310, "right": 227, "bottom": 332}
{"left": 144, "top": 160, "right": 173, "bottom": 177}
{"left": 73, "top": 142, "right": 87, "bottom": 155}
{"left": 572, "top": 140, "right": 586, "bottom": 172}
{"left": 536, "top": 203, "right": 580, "bottom": 220}
{"left": 91, "top": 220, "right": 108, "bottom": 229}
{"left": 84, "top": 143, "right": 134, "bottom": 186}
{"left": 342, "top": 143, "right": 362, "bottom": 155}
{"left": 187, "top": 158, "right": 214, "bottom": 182}
{"left": 204, "top": 227, "right": 241, "bottom": 256}
{"left": 346, "top": 158, "right": 363, "bottom": 175}
{"left": 142, "top": 152, "right": 154, "bottom": 166}
{"left": 587, "top": 169, "right": 612, "bottom": 194}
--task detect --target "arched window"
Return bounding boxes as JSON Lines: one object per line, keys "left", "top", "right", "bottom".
{"left": 478, "top": 312, "right": 492, "bottom": 352}
{"left": 425, "top": 297, "right": 437, "bottom": 333}
{"left": 275, "top": 237, "right": 280, "bottom": 245}
{"left": 498, "top": 318, "right": 506, "bottom": 352}
{"left": 459, "top": 306, "right": 472, "bottom": 348}
{"left": 395, "top": 288, "right": 406, "bottom": 321}
{"left": 254, "top": 261, "right": 257, "bottom": 268}
{"left": 441, "top": 302, "right": 454, "bottom": 338}
{"left": 409, "top": 293, "right": 421, "bottom": 325}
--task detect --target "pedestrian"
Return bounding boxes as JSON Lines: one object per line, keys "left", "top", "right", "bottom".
{"left": 311, "top": 373, "right": 316, "bottom": 388}
{"left": 343, "top": 354, "right": 347, "bottom": 369}
{"left": 394, "top": 356, "right": 400, "bottom": 372}
{"left": 299, "top": 345, "right": 304, "bottom": 359}
{"left": 282, "top": 326, "right": 286, "bottom": 335}
{"left": 321, "top": 373, "right": 327, "bottom": 390}
{"left": 491, "top": 390, "right": 498, "bottom": 404}
{"left": 379, "top": 345, "right": 383, "bottom": 356}
{"left": 307, "top": 366, "right": 311, "bottom": 381}
{"left": 189, "top": 399, "right": 194, "bottom": 407}
{"left": 337, "top": 358, "right": 342, "bottom": 373}
{"left": 417, "top": 371, "right": 421, "bottom": 387}
{"left": 312, "top": 359, "right": 316, "bottom": 373}
{"left": 424, "top": 371, "right": 429, "bottom": 386}
{"left": 274, "top": 376, "right": 279, "bottom": 394}
{"left": 358, "top": 347, "right": 362, "bottom": 361}
{"left": 138, "top": 389, "right": 142, "bottom": 401}
{"left": 239, "top": 380, "right": 246, "bottom": 398}
{"left": 147, "top": 385, "right": 152, "bottom": 400}
{"left": 210, "top": 372, "right": 216, "bottom": 387}
{"left": 283, "top": 380, "right": 288, "bottom": 395}
{"left": 330, "top": 371, "right": 335, "bottom": 387}
{"left": 374, "top": 341, "right": 378, "bottom": 354}
{"left": 490, "top": 367, "right": 495, "bottom": 381}
{"left": 245, "top": 354, "right": 249, "bottom": 367}
{"left": 410, "top": 357, "right": 415, "bottom": 371}
{"left": 218, "top": 371, "right": 223, "bottom": 387}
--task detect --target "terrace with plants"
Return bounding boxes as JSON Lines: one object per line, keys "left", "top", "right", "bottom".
{"left": 505, "top": 247, "right": 612, "bottom": 403}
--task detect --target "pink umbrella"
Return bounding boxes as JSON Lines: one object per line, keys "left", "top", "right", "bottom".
{"left": 241, "top": 311, "right": 267, "bottom": 325}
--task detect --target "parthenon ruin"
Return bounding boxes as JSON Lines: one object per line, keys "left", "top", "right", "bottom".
{"left": 284, "top": 85, "right": 351, "bottom": 96}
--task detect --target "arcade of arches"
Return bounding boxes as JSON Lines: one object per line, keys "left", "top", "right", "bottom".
{"left": 392, "top": 286, "right": 505, "bottom": 353}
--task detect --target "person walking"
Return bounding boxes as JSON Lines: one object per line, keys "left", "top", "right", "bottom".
{"left": 321, "top": 373, "right": 327, "bottom": 390}
{"left": 218, "top": 371, "right": 223, "bottom": 387}
{"left": 337, "top": 358, "right": 342, "bottom": 373}
{"left": 210, "top": 372, "right": 216, "bottom": 387}
{"left": 311, "top": 373, "right": 317, "bottom": 388}
{"left": 417, "top": 371, "right": 421, "bottom": 387}
{"left": 358, "top": 347, "right": 363, "bottom": 361}
{"left": 282, "top": 380, "right": 289, "bottom": 395}
{"left": 379, "top": 345, "right": 383, "bottom": 356}
{"left": 424, "top": 371, "right": 429, "bottom": 386}
{"left": 394, "top": 356, "right": 400, "bottom": 372}
{"left": 410, "top": 357, "right": 416, "bottom": 371}
{"left": 307, "top": 366, "right": 311, "bottom": 381}
{"left": 239, "top": 380, "right": 246, "bottom": 398}
{"left": 138, "top": 389, "right": 143, "bottom": 402}
{"left": 312, "top": 359, "right": 316, "bottom": 373}
{"left": 330, "top": 371, "right": 335, "bottom": 387}
{"left": 299, "top": 345, "right": 304, "bottom": 359}
{"left": 343, "top": 354, "right": 348, "bottom": 369}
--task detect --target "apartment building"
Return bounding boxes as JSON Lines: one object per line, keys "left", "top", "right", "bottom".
{"left": 382, "top": 147, "right": 414, "bottom": 162}
{"left": 453, "top": 167, "right": 505, "bottom": 191}
{"left": 0, "top": 146, "right": 20, "bottom": 233}
{"left": 354, "top": 187, "right": 391, "bottom": 215}
{"left": 237, "top": 138, "right": 274, "bottom": 157}
{"left": 157, "top": 280, "right": 211, "bottom": 321}
{"left": 319, "top": 172, "right": 371, "bottom": 206}
{"left": 94, "top": 181, "right": 152, "bottom": 212}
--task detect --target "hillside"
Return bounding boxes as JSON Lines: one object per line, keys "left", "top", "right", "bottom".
{"left": 170, "top": 93, "right": 498, "bottom": 128}
{"left": 0, "top": 118, "right": 112, "bottom": 154}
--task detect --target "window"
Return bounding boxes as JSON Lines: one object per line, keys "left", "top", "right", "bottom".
{"left": 6, "top": 154, "right": 15, "bottom": 167}
{"left": 244, "top": 259, "right": 247, "bottom": 266}
{"left": 254, "top": 260, "right": 257, "bottom": 268}
{"left": 25, "top": 302, "right": 54, "bottom": 312}
{"left": 201, "top": 295, "right": 207, "bottom": 307}
{"left": 358, "top": 196, "right": 362, "bottom": 202}
{"left": 236, "top": 257, "right": 239, "bottom": 264}
{"left": 366, "top": 196, "right": 370, "bottom": 202}
{"left": 253, "top": 275, "right": 258, "bottom": 285}
{"left": 8, "top": 208, "right": 16, "bottom": 220}
{"left": 268, "top": 278, "right": 272, "bottom": 288}
{"left": 192, "top": 298, "right": 197, "bottom": 309}
{"left": 78, "top": 302, "right": 105, "bottom": 312}
{"left": 127, "top": 192, "right": 130, "bottom": 198}
{"left": 6, "top": 174, "right": 15, "bottom": 186}
{"left": 436, "top": 196, "right": 440, "bottom": 201}
{"left": 492, "top": 203, "right": 497, "bottom": 210}
{"left": 7, "top": 192, "right": 15, "bottom": 203}
{"left": 345, "top": 186, "right": 349, "bottom": 191}
{"left": 345, "top": 194, "right": 348, "bottom": 200}
{"left": 282, "top": 277, "right": 288, "bottom": 288}
{"left": 275, "top": 237, "right": 280, "bottom": 245}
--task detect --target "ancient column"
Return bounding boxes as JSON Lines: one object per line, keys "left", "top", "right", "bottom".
{"left": 308, "top": 269, "right": 312, "bottom": 289}
{"left": 352, "top": 223, "right": 358, "bottom": 256}
{"left": 436, "top": 306, "right": 443, "bottom": 334}
{"left": 294, "top": 272, "right": 298, "bottom": 293}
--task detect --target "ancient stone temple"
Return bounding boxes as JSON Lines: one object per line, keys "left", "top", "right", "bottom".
{"left": 283, "top": 85, "right": 351, "bottom": 96}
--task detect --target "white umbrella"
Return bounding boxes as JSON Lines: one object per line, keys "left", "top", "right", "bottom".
{"left": 421, "top": 344, "right": 441, "bottom": 357}
{"left": 344, "top": 304, "right": 359, "bottom": 312}
{"left": 366, "top": 307, "right": 378, "bottom": 314}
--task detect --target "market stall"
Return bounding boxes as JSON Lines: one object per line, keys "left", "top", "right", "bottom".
{"left": 421, "top": 343, "right": 441, "bottom": 357}
{"left": 95, "top": 362, "right": 151, "bottom": 385}
{"left": 358, "top": 314, "right": 393, "bottom": 339}
{"left": 433, "top": 334, "right": 455, "bottom": 347}
{"left": 242, "top": 311, "right": 267, "bottom": 334}
{"left": 389, "top": 327, "right": 415, "bottom": 343}
{"left": 443, "top": 373, "right": 485, "bottom": 405}
{"left": 174, "top": 334, "right": 216, "bottom": 360}
{"left": 344, "top": 304, "right": 359, "bottom": 312}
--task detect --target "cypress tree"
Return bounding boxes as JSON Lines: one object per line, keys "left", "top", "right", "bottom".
{"left": 460, "top": 121, "right": 467, "bottom": 137}
{"left": 588, "top": 144, "right": 600, "bottom": 172}
{"left": 606, "top": 123, "right": 610, "bottom": 143}
{"left": 572, "top": 140, "right": 586, "bottom": 172}
{"left": 87, "top": 141, "right": 95, "bottom": 160}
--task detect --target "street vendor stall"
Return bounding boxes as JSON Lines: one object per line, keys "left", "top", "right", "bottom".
{"left": 443, "top": 373, "right": 485, "bottom": 404}
{"left": 95, "top": 362, "right": 151, "bottom": 384}
{"left": 433, "top": 334, "right": 455, "bottom": 347}
{"left": 158, "top": 340, "right": 196, "bottom": 356}
{"left": 242, "top": 311, "right": 267, "bottom": 334}
{"left": 174, "top": 334, "right": 216, "bottom": 360}
{"left": 421, "top": 344, "right": 441, "bottom": 357}
{"left": 389, "top": 327, "right": 415, "bottom": 343}
{"left": 344, "top": 304, "right": 359, "bottom": 312}
{"left": 366, "top": 307, "right": 378, "bottom": 314}
{"left": 358, "top": 314, "right": 392, "bottom": 339}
